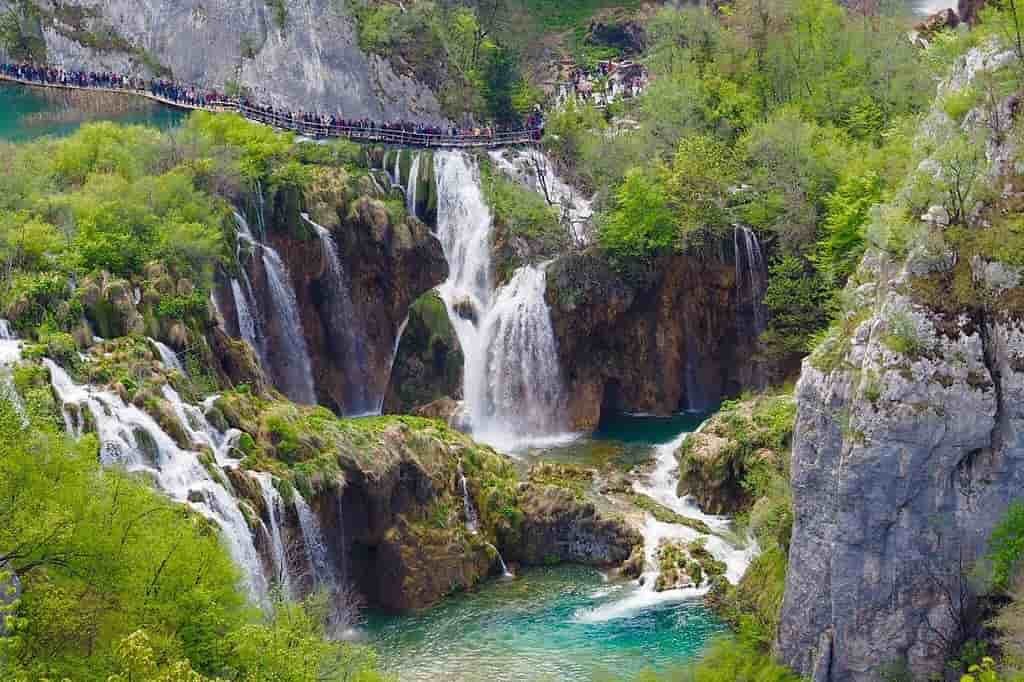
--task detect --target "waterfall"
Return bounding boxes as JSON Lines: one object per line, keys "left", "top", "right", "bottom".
{"left": 433, "top": 151, "right": 569, "bottom": 451}
{"left": 734, "top": 226, "right": 768, "bottom": 336}
{"left": 302, "top": 214, "right": 372, "bottom": 415}
{"left": 487, "top": 542, "right": 514, "bottom": 578}
{"left": 406, "top": 152, "right": 421, "bottom": 217}
{"left": 254, "top": 472, "right": 293, "bottom": 597}
{"left": 379, "top": 313, "right": 410, "bottom": 414}
{"left": 294, "top": 493, "right": 337, "bottom": 590}
{"left": 577, "top": 431, "right": 754, "bottom": 623}
{"left": 46, "top": 360, "right": 270, "bottom": 606}
{"left": 261, "top": 248, "right": 317, "bottom": 405}
{"left": 458, "top": 463, "right": 479, "bottom": 534}
{"left": 393, "top": 149, "right": 402, "bottom": 186}
{"left": 150, "top": 338, "right": 185, "bottom": 374}
{"left": 231, "top": 278, "right": 260, "bottom": 354}
{"left": 0, "top": 322, "right": 27, "bottom": 427}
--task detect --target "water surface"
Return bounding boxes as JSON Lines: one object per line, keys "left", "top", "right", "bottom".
{"left": 0, "top": 83, "right": 185, "bottom": 141}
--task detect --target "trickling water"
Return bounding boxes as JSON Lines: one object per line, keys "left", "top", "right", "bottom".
{"left": 303, "top": 214, "right": 372, "bottom": 415}
{"left": 46, "top": 361, "right": 270, "bottom": 605}
{"left": 261, "top": 247, "right": 317, "bottom": 405}
{"left": 486, "top": 542, "right": 514, "bottom": 578}
{"left": 733, "top": 226, "right": 768, "bottom": 336}
{"left": 434, "top": 151, "right": 570, "bottom": 451}
{"left": 458, "top": 463, "right": 479, "bottom": 534}
{"left": 295, "top": 493, "right": 337, "bottom": 590}
{"left": 379, "top": 313, "right": 410, "bottom": 414}
{"left": 406, "top": 152, "right": 421, "bottom": 217}
{"left": 254, "top": 472, "right": 293, "bottom": 597}
{"left": 0, "top": 319, "right": 15, "bottom": 340}
{"left": 150, "top": 338, "right": 185, "bottom": 374}
{"left": 393, "top": 149, "right": 402, "bottom": 186}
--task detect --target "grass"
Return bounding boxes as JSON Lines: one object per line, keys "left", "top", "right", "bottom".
{"left": 517, "top": 0, "right": 640, "bottom": 34}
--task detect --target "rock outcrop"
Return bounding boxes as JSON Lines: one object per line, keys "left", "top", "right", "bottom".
{"left": 776, "top": 47, "right": 1024, "bottom": 681}
{"left": 505, "top": 483, "right": 642, "bottom": 567}
{"left": 545, "top": 250, "right": 765, "bottom": 430}
{"left": 0, "top": 0, "right": 446, "bottom": 122}
{"left": 383, "top": 290, "right": 463, "bottom": 415}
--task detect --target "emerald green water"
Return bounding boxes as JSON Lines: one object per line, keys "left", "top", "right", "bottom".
{"left": 0, "top": 83, "right": 185, "bottom": 141}
{"left": 365, "top": 565, "right": 725, "bottom": 681}
{"left": 368, "top": 413, "right": 726, "bottom": 681}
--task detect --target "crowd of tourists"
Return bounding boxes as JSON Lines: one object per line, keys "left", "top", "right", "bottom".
{"left": 1, "top": 62, "right": 543, "bottom": 145}
{"left": 557, "top": 59, "right": 648, "bottom": 107}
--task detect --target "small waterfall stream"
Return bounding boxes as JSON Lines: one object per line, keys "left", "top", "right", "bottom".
{"left": 254, "top": 472, "right": 294, "bottom": 597}
{"left": 406, "top": 152, "right": 421, "bottom": 217}
{"left": 261, "top": 248, "right": 317, "bottom": 404}
{"left": 734, "top": 226, "right": 768, "bottom": 336}
{"left": 433, "top": 151, "right": 570, "bottom": 451}
{"left": 303, "top": 213, "right": 373, "bottom": 415}
{"left": 0, "top": 320, "right": 27, "bottom": 426}
{"left": 295, "top": 493, "right": 337, "bottom": 591}
{"left": 150, "top": 338, "right": 185, "bottom": 374}
{"left": 46, "top": 361, "right": 270, "bottom": 606}
{"left": 458, "top": 463, "right": 479, "bottom": 534}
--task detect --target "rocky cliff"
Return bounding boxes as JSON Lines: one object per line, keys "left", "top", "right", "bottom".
{"left": 545, "top": 250, "right": 765, "bottom": 431}
{"left": 776, "top": 48, "right": 1024, "bottom": 681}
{"left": 0, "top": 0, "right": 445, "bottom": 122}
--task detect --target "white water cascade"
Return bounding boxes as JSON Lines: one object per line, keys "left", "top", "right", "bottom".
{"left": 261, "top": 247, "right": 317, "bottom": 404}
{"left": 231, "top": 277, "right": 261, "bottom": 355}
{"left": 295, "top": 493, "right": 337, "bottom": 590}
{"left": 150, "top": 338, "right": 185, "bottom": 374}
{"left": 434, "top": 151, "right": 570, "bottom": 451}
{"left": 254, "top": 472, "right": 294, "bottom": 597}
{"left": 578, "top": 431, "right": 755, "bottom": 622}
{"left": 406, "top": 152, "right": 422, "bottom": 217}
{"left": 46, "top": 361, "right": 270, "bottom": 606}
{"left": 734, "top": 226, "right": 768, "bottom": 336}
{"left": 303, "top": 214, "right": 373, "bottom": 415}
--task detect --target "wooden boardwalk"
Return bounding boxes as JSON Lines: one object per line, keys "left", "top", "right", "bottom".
{"left": 0, "top": 73, "right": 541, "bottom": 149}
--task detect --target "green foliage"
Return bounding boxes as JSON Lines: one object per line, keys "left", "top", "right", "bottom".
{"left": 761, "top": 256, "right": 832, "bottom": 363}
{"left": 479, "top": 156, "right": 565, "bottom": 252}
{"left": 599, "top": 167, "right": 676, "bottom": 259}
{"left": 665, "top": 135, "right": 740, "bottom": 248}
{"left": 814, "top": 169, "right": 884, "bottom": 285}
{"left": 264, "top": 0, "right": 287, "bottom": 30}
{"left": 882, "top": 311, "right": 925, "bottom": 358}
{"left": 989, "top": 502, "right": 1024, "bottom": 593}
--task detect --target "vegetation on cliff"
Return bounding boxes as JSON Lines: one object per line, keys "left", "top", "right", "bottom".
{"left": 0, "top": 383, "right": 383, "bottom": 681}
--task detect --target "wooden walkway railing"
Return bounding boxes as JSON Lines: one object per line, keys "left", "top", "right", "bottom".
{"left": 0, "top": 73, "right": 541, "bottom": 149}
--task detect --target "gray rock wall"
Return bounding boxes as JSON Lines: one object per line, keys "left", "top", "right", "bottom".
{"left": 0, "top": 0, "right": 446, "bottom": 122}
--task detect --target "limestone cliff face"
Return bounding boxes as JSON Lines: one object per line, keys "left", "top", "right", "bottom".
{"left": 776, "top": 48, "right": 1024, "bottom": 681}
{"left": 545, "top": 250, "right": 765, "bottom": 430}
{"left": 0, "top": 0, "right": 446, "bottom": 122}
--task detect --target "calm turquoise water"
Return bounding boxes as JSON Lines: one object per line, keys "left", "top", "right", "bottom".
{"left": 0, "top": 83, "right": 185, "bottom": 141}
{"left": 364, "top": 565, "right": 725, "bottom": 682}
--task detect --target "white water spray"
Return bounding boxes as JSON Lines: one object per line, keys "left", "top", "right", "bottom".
{"left": 406, "top": 152, "right": 421, "bottom": 217}
{"left": 254, "top": 472, "right": 294, "bottom": 597}
{"left": 150, "top": 338, "right": 185, "bottom": 374}
{"left": 734, "top": 226, "right": 768, "bottom": 336}
{"left": 295, "top": 493, "right": 337, "bottom": 590}
{"left": 261, "top": 247, "right": 317, "bottom": 405}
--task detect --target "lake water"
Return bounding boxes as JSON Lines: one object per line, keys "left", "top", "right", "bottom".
{"left": 0, "top": 82, "right": 185, "bottom": 141}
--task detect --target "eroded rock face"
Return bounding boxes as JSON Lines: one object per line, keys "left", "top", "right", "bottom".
{"left": 776, "top": 248, "right": 1024, "bottom": 681}
{"left": 0, "top": 0, "right": 446, "bottom": 122}
{"left": 545, "top": 251, "right": 766, "bottom": 430}
{"left": 505, "top": 484, "right": 642, "bottom": 566}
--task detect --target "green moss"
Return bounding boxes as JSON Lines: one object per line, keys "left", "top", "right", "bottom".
{"left": 627, "top": 492, "right": 712, "bottom": 535}
{"left": 527, "top": 462, "right": 594, "bottom": 500}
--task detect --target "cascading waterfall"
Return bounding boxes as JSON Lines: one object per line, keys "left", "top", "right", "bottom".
{"left": 0, "top": 319, "right": 14, "bottom": 340}
{"left": 302, "top": 213, "right": 373, "bottom": 415}
{"left": 261, "top": 248, "right": 317, "bottom": 404}
{"left": 254, "top": 472, "right": 294, "bottom": 597}
{"left": 578, "top": 431, "right": 754, "bottom": 622}
{"left": 734, "top": 226, "right": 768, "bottom": 336}
{"left": 406, "top": 152, "right": 421, "bottom": 217}
{"left": 150, "top": 338, "right": 185, "bottom": 374}
{"left": 295, "top": 493, "right": 337, "bottom": 590}
{"left": 393, "top": 149, "right": 402, "bottom": 186}
{"left": 46, "top": 361, "right": 270, "bottom": 606}
{"left": 434, "top": 151, "right": 569, "bottom": 451}
{"left": 379, "top": 313, "right": 410, "bottom": 414}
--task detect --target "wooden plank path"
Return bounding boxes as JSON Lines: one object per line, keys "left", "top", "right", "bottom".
{"left": 0, "top": 73, "right": 541, "bottom": 149}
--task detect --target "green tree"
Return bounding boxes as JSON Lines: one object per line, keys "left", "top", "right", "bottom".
{"left": 814, "top": 170, "right": 883, "bottom": 285}
{"left": 665, "top": 135, "right": 740, "bottom": 248}
{"left": 599, "top": 167, "right": 676, "bottom": 258}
